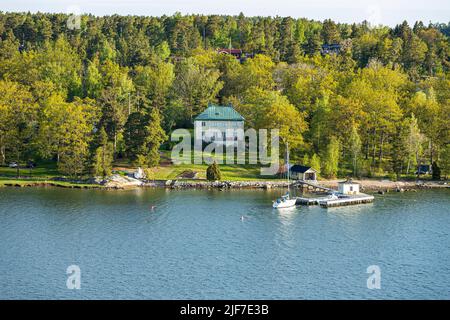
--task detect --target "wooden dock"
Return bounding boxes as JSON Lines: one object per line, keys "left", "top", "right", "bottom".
{"left": 293, "top": 180, "right": 334, "bottom": 192}
{"left": 296, "top": 196, "right": 329, "bottom": 205}
{"left": 293, "top": 179, "right": 375, "bottom": 208}
{"left": 318, "top": 194, "right": 374, "bottom": 208}
{"left": 296, "top": 193, "right": 374, "bottom": 207}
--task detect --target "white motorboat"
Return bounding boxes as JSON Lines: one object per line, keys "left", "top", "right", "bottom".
{"left": 327, "top": 193, "right": 339, "bottom": 200}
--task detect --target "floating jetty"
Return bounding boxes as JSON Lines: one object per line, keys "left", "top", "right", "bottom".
{"left": 318, "top": 194, "right": 374, "bottom": 208}
{"left": 296, "top": 196, "right": 327, "bottom": 206}
{"left": 296, "top": 193, "right": 374, "bottom": 208}
{"left": 294, "top": 179, "right": 375, "bottom": 208}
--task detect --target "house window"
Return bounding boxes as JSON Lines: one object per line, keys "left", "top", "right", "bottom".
{"left": 350, "top": 186, "right": 353, "bottom": 192}
{"left": 202, "top": 122, "right": 206, "bottom": 127}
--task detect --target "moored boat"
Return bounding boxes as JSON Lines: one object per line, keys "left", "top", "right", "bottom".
{"left": 273, "top": 142, "right": 297, "bottom": 209}
{"left": 273, "top": 192, "right": 297, "bottom": 209}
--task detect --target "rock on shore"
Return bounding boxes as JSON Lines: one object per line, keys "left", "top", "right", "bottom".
{"left": 100, "top": 174, "right": 143, "bottom": 189}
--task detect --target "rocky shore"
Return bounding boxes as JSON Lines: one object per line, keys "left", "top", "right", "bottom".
{"left": 148, "top": 178, "right": 448, "bottom": 192}
{"left": 155, "top": 180, "right": 290, "bottom": 189}
{"left": 319, "top": 179, "right": 449, "bottom": 193}
{"left": 1, "top": 174, "right": 448, "bottom": 192}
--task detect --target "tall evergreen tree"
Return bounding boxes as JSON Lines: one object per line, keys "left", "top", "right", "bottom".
{"left": 140, "top": 108, "right": 167, "bottom": 167}
{"left": 92, "top": 127, "right": 114, "bottom": 178}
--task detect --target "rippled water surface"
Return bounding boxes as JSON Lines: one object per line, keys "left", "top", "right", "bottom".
{"left": 0, "top": 187, "right": 449, "bottom": 299}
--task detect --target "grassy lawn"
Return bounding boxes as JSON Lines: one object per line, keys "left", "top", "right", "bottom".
{"left": 0, "top": 178, "right": 102, "bottom": 188}
{"left": 0, "top": 160, "right": 59, "bottom": 179}
{"left": 148, "top": 149, "right": 281, "bottom": 181}
{"left": 144, "top": 163, "right": 278, "bottom": 181}
{"left": 0, "top": 161, "right": 100, "bottom": 187}
{"left": 0, "top": 155, "right": 438, "bottom": 184}
{"left": 0, "top": 156, "right": 280, "bottom": 183}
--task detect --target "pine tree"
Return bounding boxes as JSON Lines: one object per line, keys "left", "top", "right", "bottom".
{"left": 92, "top": 127, "right": 114, "bottom": 178}
{"left": 141, "top": 108, "right": 167, "bottom": 167}
{"left": 391, "top": 122, "right": 408, "bottom": 179}
{"left": 432, "top": 162, "right": 441, "bottom": 180}
{"left": 321, "top": 19, "right": 341, "bottom": 44}
{"left": 440, "top": 145, "right": 450, "bottom": 179}
{"left": 124, "top": 111, "right": 147, "bottom": 160}
{"left": 303, "top": 32, "right": 322, "bottom": 56}
{"left": 206, "top": 161, "right": 221, "bottom": 181}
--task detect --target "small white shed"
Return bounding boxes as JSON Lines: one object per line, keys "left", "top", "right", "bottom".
{"left": 338, "top": 179, "right": 360, "bottom": 195}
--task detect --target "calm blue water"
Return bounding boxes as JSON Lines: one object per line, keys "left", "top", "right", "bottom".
{"left": 0, "top": 187, "right": 449, "bottom": 299}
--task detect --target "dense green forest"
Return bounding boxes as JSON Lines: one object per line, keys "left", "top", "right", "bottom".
{"left": 0, "top": 12, "right": 449, "bottom": 179}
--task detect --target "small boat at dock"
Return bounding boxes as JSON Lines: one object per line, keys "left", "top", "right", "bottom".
{"left": 273, "top": 142, "right": 297, "bottom": 209}
{"left": 273, "top": 192, "right": 297, "bottom": 209}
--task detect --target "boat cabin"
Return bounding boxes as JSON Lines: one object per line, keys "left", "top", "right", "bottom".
{"left": 338, "top": 179, "right": 360, "bottom": 195}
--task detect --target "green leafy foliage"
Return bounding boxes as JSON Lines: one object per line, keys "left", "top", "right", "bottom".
{"left": 206, "top": 161, "right": 222, "bottom": 181}
{"left": 0, "top": 12, "right": 448, "bottom": 180}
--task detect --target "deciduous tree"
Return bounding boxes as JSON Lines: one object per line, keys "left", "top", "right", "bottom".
{"left": 322, "top": 136, "right": 340, "bottom": 178}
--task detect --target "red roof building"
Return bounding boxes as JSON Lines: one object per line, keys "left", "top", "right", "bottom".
{"left": 217, "top": 48, "right": 243, "bottom": 59}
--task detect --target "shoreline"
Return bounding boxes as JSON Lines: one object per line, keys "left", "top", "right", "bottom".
{"left": 1, "top": 177, "right": 448, "bottom": 192}
{"left": 318, "top": 179, "right": 449, "bottom": 192}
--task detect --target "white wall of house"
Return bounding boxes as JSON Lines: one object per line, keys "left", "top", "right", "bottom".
{"left": 338, "top": 183, "right": 360, "bottom": 195}
{"left": 194, "top": 120, "right": 244, "bottom": 146}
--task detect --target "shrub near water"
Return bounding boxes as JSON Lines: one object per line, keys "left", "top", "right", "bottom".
{"left": 206, "top": 162, "right": 221, "bottom": 181}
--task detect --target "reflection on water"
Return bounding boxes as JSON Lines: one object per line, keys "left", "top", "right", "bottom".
{"left": 0, "top": 187, "right": 449, "bottom": 299}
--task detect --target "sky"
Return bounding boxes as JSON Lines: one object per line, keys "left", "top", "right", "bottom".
{"left": 2, "top": 0, "right": 449, "bottom": 26}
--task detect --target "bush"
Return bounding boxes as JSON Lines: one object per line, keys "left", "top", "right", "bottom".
{"left": 388, "top": 172, "right": 397, "bottom": 182}
{"left": 206, "top": 161, "right": 221, "bottom": 181}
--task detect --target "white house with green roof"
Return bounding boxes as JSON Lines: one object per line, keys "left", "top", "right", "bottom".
{"left": 194, "top": 103, "right": 244, "bottom": 147}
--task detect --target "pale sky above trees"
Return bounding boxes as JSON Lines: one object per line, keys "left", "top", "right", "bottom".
{"left": 3, "top": 0, "right": 449, "bottom": 26}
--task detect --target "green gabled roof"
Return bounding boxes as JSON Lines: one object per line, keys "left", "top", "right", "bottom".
{"left": 194, "top": 104, "right": 244, "bottom": 121}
